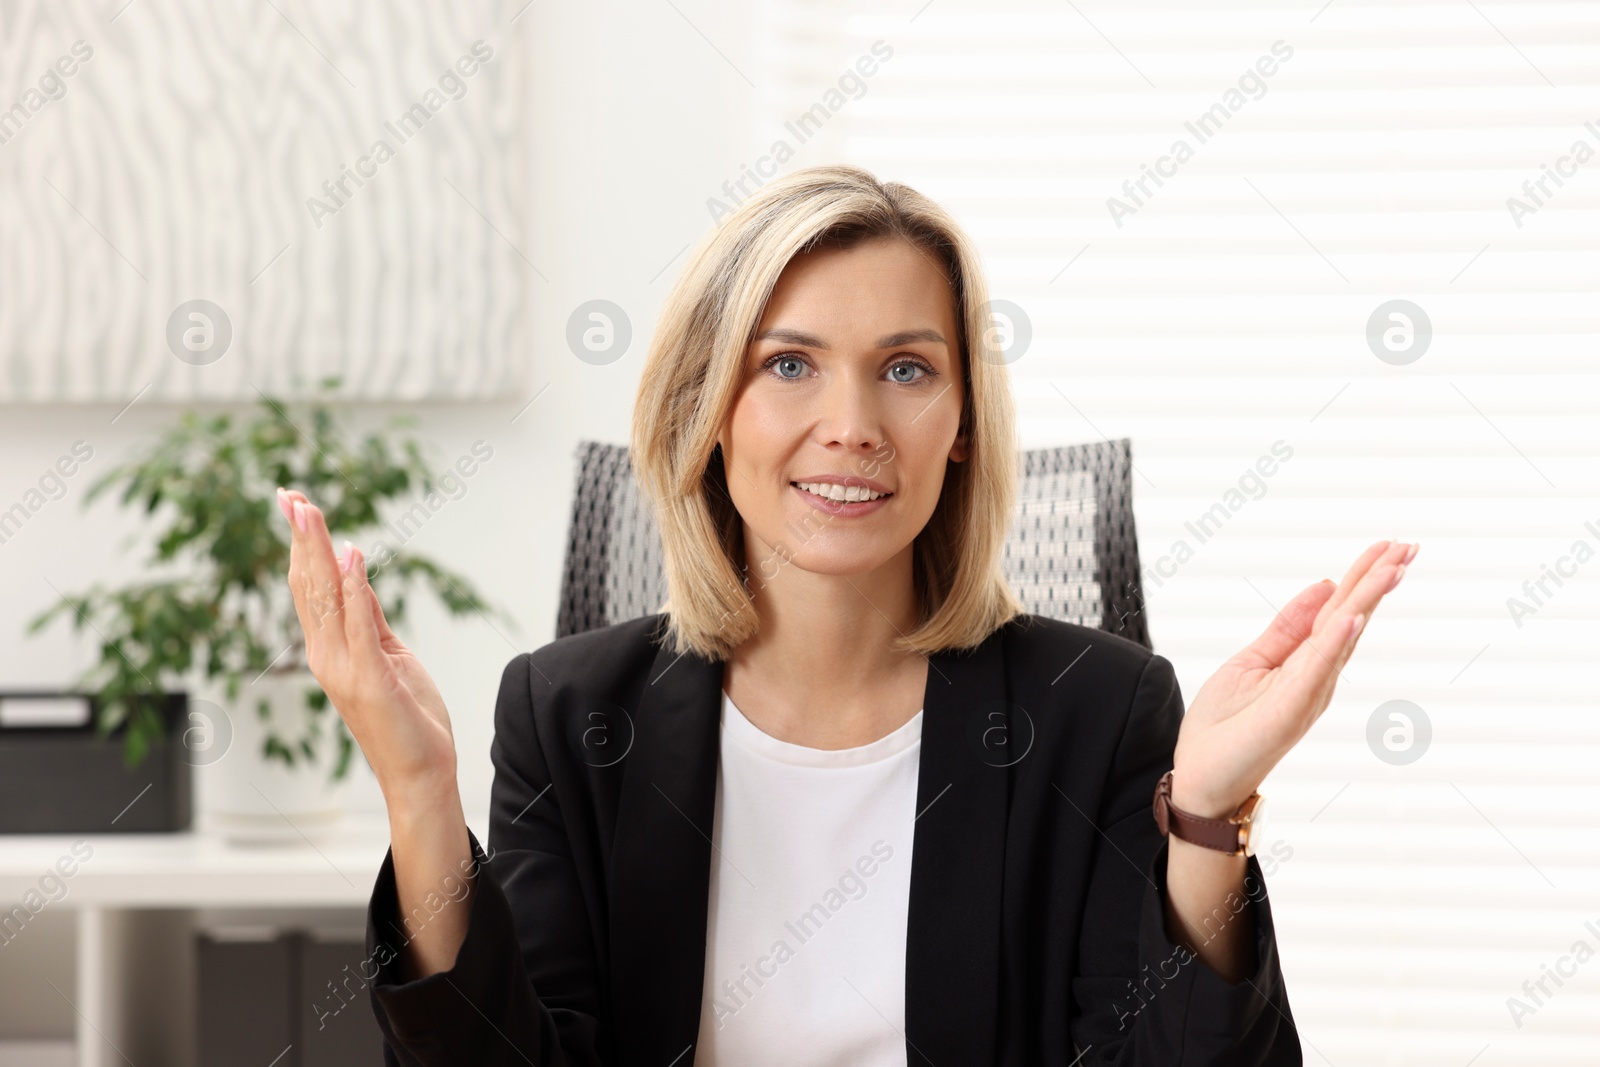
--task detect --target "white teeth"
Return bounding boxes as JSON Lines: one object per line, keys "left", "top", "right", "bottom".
{"left": 795, "top": 481, "right": 887, "bottom": 502}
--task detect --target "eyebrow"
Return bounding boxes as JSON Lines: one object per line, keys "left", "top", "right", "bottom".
{"left": 752, "top": 327, "right": 947, "bottom": 350}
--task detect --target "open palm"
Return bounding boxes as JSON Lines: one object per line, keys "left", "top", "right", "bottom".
{"left": 1169, "top": 539, "right": 1418, "bottom": 818}
{"left": 279, "top": 487, "right": 458, "bottom": 799}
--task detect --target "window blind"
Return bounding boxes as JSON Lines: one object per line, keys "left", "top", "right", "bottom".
{"left": 753, "top": 2, "right": 1600, "bottom": 1062}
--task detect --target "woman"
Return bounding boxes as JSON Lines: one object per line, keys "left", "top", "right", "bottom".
{"left": 277, "top": 165, "right": 1413, "bottom": 1065}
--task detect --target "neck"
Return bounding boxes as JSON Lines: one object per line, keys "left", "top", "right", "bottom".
{"left": 721, "top": 545, "right": 928, "bottom": 748}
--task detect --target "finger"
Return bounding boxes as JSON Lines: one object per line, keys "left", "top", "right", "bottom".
{"left": 1287, "top": 550, "right": 1403, "bottom": 738}
{"left": 1314, "top": 540, "right": 1406, "bottom": 632}
{"left": 1316, "top": 540, "right": 1391, "bottom": 616}
{"left": 1275, "top": 543, "right": 1417, "bottom": 740}
{"left": 1299, "top": 611, "right": 1369, "bottom": 735}
{"left": 1235, "top": 579, "right": 1337, "bottom": 671}
{"left": 1297, "top": 544, "right": 1408, "bottom": 715}
{"left": 290, "top": 494, "right": 349, "bottom": 658}
{"left": 280, "top": 489, "right": 321, "bottom": 645}
{"left": 1268, "top": 610, "right": 1366, "bottom": 740}
{"left": 367, "top": 582, "right": 399, "bottom": 645}
{"left": 340, "top": 544, "right": 384, "bottom": 663}
{"left": 1325, "top": 540, "right": 1412, "bottom": 638}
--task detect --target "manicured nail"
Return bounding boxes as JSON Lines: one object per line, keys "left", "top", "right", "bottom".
{"left": 1404, "top": 542, "right": 1419, "bottom": 564}
{"left": 341, "top": 541, "right": 354, "bottom": 573}
{"left": 276, "top": 489, "right": 293, "bottom": 525}
{"left": 1348, "top": 613, "right": 1367, "bottom": 642}
{"left": 1390, "top": 564, "right": 1406, "bottom": 591}
{"left": 292, "top": 500, "right": 308, "bottom": 533}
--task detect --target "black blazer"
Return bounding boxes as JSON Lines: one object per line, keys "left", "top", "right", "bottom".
{"left": 364, "top": 611, "right": 1301, "bottom": 1065}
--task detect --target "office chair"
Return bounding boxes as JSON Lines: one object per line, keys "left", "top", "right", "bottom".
{"left": 555, "top": 439, "right": 1150, "bottom": 650}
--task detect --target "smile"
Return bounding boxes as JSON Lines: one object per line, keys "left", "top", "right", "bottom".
{"left": 792, "top": 481, "right": 891, "bottom": 502}
{"left": 790, "top": 482, "right": 894, "bottom": 516}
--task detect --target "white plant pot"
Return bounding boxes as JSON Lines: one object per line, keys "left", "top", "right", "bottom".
{"left": 191, "top": 668, "right": 352, "bottom": 845}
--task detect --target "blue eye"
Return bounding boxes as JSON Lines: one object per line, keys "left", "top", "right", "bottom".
{"left": 759, "top": 353, "right": 938, "bottom": 384}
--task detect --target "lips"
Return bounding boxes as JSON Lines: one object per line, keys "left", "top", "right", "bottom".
{"left": 789, "top": 482, "right": 894, "bottom": 515}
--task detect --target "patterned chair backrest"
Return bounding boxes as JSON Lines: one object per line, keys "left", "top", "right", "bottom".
{"left": 555, "top": 439, "right": 1150, "bottom": 649}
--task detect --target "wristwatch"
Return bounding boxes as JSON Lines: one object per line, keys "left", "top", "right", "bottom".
{"left": 1151, "top": 770, "right": 1265, "bottom": 857}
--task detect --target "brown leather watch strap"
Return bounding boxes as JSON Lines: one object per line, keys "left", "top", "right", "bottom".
{"left": 1151, "top": 769, "right": 1256, "bottom": 855}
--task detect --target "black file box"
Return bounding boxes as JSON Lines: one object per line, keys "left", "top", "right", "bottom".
{"left": 0, "top": 689, "right": 193, "bottom": 833}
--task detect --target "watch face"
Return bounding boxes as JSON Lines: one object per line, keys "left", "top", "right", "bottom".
{"left": 1243, "top": 795, "right": 1268, "bottom": 857}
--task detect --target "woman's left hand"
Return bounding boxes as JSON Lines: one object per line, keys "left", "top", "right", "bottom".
{"left": 1169, "top": 538, "right": 1418, "bottom": 818}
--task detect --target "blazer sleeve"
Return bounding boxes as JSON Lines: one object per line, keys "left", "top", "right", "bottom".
{"left": 364, "top": 652, "right": 606, "bottom": 1067}
{"left": 1068, "top": 652, "right": 1302, "bottom": 1066}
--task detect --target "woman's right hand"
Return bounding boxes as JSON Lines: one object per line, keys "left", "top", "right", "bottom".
{"left": 277, "top": 487, "right": 458, "bottom": 808}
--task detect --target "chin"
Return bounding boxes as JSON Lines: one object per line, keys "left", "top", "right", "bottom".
{"left": 772, "top": 540, "right": 911, "bottom": 578}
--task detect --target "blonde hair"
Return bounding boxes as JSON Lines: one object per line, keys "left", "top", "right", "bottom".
{"left": 630, "top": 164, "right": 1024, "bottom": 662}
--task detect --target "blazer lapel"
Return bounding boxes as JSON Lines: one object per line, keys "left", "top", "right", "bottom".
{"left": 903, "top": 625, "right": 1009, "bottom": 1065}
{"left": 608, "top": 618, "right": 1011, "bottom": 1067}
{"left": 609, "top": 633, "right": 725, "bottom": 1067}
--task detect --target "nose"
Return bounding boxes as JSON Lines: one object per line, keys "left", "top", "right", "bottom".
{"left": 814, "top": 367, "right": 886, "bottom": 453}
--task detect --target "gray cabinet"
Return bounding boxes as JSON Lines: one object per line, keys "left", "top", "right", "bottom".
{"left": 197, "top": 926, "right": 383, "bottom": 1067}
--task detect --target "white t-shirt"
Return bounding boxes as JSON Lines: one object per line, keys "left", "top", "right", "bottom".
{"left": 694, "top": 690, "right": 923, "bottom": 1065}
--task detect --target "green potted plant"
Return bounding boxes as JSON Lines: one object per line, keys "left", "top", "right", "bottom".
{"left": 25, "top": 375, "right": 513, "bottom": 838}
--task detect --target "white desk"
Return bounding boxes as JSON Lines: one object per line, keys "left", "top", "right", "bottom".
{"left": 0, "top": 813, "right": 468, "bottom": 1067}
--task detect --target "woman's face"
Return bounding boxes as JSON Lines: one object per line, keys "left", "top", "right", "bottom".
{"left": 716, "top": 235, "right": 970, "bottom": 584}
